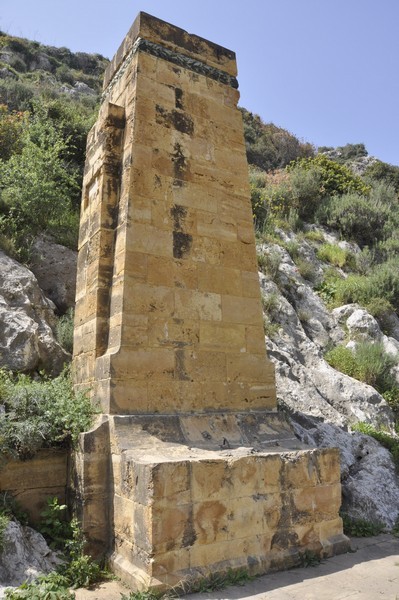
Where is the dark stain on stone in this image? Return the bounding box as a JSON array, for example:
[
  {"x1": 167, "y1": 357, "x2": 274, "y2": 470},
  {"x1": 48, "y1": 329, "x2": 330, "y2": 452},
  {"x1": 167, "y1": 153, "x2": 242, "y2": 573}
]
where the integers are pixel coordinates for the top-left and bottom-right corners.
[
  {"x1": 155, "y1": 105, "x2": 193, "y2": 136},
  {"x1": 173, "y1": 231, "x2": 193, "y2": 259},
  {"x1": 175, "y1": 88, "x2": 184, "y2": 109},
  {"x1": 171, "y1": 143, "x2": 189, "y2": 186},
  {"x1": 171, "y1": 204, "x2": 187, "y2": 231},
  {"x1": 271, "y1": 530, "x2": 299, "y2": 551},
  {"x1": 182, "y1": 505, "x2": 197, "y2": 547}
]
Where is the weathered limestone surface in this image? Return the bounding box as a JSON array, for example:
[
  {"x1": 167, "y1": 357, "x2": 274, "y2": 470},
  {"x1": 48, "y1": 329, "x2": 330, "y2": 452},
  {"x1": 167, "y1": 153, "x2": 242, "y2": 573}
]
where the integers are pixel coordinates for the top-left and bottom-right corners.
[
  {"x1": 72, "y1": 12, "x2": 348, "y2": 589},
  {"x1": 0, "y1": 449, "x2": 68, "y2": 525},
  {"x1": 73, "y1": 11, "x2": 275, "y2": 413}
]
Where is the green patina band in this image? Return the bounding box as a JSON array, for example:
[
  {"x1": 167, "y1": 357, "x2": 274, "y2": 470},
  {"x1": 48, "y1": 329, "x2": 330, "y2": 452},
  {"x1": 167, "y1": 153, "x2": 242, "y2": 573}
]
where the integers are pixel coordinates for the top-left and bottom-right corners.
[{"x1": 102, "y1": 37, "x2": 238, "y2": 101}]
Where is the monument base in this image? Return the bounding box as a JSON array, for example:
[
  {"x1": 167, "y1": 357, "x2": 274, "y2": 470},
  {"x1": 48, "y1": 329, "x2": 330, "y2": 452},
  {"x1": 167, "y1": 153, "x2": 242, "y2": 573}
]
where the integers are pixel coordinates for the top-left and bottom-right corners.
[{"x1": 74, "y1": 412, "x2": 350, "y2": 591}]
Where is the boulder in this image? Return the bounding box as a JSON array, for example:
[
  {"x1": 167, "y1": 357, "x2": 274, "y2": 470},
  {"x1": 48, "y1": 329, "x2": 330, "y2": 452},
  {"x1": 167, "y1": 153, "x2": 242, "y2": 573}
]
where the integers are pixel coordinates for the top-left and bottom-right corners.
[
  {"x1": 0, "y1": 250, "x2": 69, "y2": 374},
  {"x1": 30, "y1": 236, "x2": 77, "y2": 313},
  {"x1": 258, "y1": 228, "x2": 399, "y2": 528},
  {"x1": 292, "y1": 418, "x2": 399, "y2": 528},
  {"x1": 0, "y1": 520, "x2": 61, "y2": 593}
]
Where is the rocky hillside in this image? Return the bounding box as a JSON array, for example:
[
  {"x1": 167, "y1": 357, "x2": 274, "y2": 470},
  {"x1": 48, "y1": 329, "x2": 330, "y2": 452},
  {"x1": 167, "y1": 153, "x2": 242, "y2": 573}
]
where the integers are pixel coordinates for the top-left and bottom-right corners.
[{"x1": 0, "y1": 34, "x2": 399, "y2": 536}]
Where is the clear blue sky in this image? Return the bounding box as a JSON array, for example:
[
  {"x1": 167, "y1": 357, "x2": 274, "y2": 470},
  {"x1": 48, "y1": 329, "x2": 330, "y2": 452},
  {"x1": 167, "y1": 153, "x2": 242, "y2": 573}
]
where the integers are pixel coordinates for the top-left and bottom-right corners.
[{"x1": 2, "y1": 0, "x2": 398, "y2": 165}]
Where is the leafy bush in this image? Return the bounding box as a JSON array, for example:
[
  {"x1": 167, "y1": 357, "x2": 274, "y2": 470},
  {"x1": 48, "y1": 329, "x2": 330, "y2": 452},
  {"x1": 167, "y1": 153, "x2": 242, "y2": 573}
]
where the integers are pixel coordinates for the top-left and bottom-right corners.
[
  {"x1": 4, "y1": 573, "x2": 75, "y2": 599},
  {"x1": 317, "y1": 191, "x2": 393, "y2": 248},
  {"x1": 364, "y1": 160, "x2": 399, "y2": 192},
  {"x1": 0, "y1": 367, "x2": 96, "y2": 459},
  {"x1": 288, "y1": 154, "x2": 370, "y2": 198},
  {"x1": 0, "y1": 104, "x2": 25, "y2": 161},
  {"x1": 241, "y1": 108, "x2": 314, "y2": 172},
  {"x1": 249, "y1": 168, "x2": 294, "y2": 228},
  {"x1": 39, "y1": 497, "x2": 73, "y2": 550},
  {"x1": 330, "y1": 259, "x2": 399, "y2": 313},
  {"x1": 0, "y1": 112, "x2": 80, "y2": 258}
]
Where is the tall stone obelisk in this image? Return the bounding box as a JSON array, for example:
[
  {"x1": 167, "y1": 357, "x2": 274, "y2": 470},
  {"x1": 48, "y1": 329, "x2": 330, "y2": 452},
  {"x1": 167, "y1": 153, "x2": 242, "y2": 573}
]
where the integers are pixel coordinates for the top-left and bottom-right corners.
[{"x1": 73, "y1": 13, "x2": 348, "y2": 591}]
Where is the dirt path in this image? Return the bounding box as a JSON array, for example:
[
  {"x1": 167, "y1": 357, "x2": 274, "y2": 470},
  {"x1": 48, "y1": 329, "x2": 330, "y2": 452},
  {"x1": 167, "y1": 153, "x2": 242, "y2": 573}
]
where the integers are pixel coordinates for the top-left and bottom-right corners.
[{"x1": 74, "y1": 534, "x2": 399, "y2": 600}]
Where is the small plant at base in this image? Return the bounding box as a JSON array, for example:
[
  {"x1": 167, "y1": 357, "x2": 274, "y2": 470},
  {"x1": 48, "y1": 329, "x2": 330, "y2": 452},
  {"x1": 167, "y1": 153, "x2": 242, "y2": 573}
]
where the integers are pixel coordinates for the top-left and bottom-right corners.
[
  {"x1": 38, "y1": 496, "x2": 72, "y2": 550},
  {"x1": 179, "y1": 568, "x2": 253, "y2": 595},
  {"x1": 298, "y1": 549, "x2": 321, "y2": 567},
  {"x1": 60, "y1": 517, "x2": 106, "y2": 588},
  {"x1": 4, "y1": 572, "x2": 75, "y2": 599},
  {"x1": 120, "y1": 592, "x2": 163, "y2": 600},
  {"x1": 341, "y1": 513, "x2": 384, "y2": 537}
]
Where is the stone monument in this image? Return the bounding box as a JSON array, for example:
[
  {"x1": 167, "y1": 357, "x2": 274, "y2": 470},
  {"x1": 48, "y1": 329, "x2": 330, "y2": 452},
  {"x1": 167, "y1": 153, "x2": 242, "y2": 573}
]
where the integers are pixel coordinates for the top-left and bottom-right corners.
[{"x1": 73, "y1": 12, "x2": 349, "y2": 590}]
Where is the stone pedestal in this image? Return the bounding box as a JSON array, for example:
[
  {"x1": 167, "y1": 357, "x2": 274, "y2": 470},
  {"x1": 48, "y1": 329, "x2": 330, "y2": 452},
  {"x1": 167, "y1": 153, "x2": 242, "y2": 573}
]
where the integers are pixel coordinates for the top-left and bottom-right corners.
[{"x1": 73, "y1": 12, "x2": 349, "y2": 590}]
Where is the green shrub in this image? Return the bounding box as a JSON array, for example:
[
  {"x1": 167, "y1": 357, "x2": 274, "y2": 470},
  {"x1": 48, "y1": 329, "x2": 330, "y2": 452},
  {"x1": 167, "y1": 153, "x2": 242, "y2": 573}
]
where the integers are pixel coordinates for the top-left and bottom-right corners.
[
  {"x1": 287, "y1": 162, "x2": 323, "y2": 220},
  {"x1": 317, "y1": 192, "x2": 391, "y2": 248},
  {"x1": 353, "y1": 342, "x2": 397, "y2": 390},
  {"x1": 296, "y1": 258, "x2": 317, "y2": 282},
  {"x1": 39, "y1": 497, "x2": 72, "y2": 550},
  {"x1": 258, "y1": 248, "x2": 281, "y2": 280},
  {"x1": 325, "y1": 346, "x2": 358, "y2": 378},
  {"x1": 0, "y1": 366, "x2": 96, "y2": 459},
  {"x1": 303, "y1": 229, "x2": 325, "y2": 243},
  {"x1": 317, "y1": 243, "x2": 348, "y2": 268},
  {"x1": 330, "y1": 261, "x2": 399, "y2": 313},
  {"x1": 325, "y1": 342, "x2": 397, "y2": 393},
  {"x1": 4, "y1": 573, "x2": 75, "y2": 599},
  {"x1": 56, "y1": 309, "x2": 74, "y2": 354},
  {"x1": 288, "y1": 154, "x2": 370, "y2": 198},
  {"x1": 364, "y1": 160, "x2": 399, "y2": 192},
  {"x1": 241, "y1": 108, "x2": 314, "y2": 172},
  {"x1": 0, "y1": 112, "x2": 80, "y2": 258}
]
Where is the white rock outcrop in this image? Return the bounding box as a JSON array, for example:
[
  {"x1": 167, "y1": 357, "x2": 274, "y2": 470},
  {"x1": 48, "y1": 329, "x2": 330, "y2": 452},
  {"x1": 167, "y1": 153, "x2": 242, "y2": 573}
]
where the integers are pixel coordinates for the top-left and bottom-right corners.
[
  {"x1": 30, "y1": 236, "x2": 77, "y2": 313},
  {"x1": 0, "y1": 251, "x2": 69, "y2": 374},
  {"x1": 0, "y1": 520, "x2": 61, "y2": 595},
  {"x1": 259, "y1": 227, "x2": 399, "y2": 528}
]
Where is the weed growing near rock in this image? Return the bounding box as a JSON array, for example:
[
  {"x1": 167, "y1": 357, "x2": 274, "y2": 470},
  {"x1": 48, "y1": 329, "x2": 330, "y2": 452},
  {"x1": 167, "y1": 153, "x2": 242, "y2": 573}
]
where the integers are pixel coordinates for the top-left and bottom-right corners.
[
  {"x1": 352, "y1": 423, "x2": 399, "y2": 468},
  {"x1": 317, "y1": 243, "x2": 349, "y2": 268},
  {"x1": 55, "y1": 308, "x2": 74, "y2": 354},
  {"x1": 341, "y1": 513, "x2": 384, "y2": 537},
  {"x1": 325, "y1": 342, "x2": 397, "y2": 394}
]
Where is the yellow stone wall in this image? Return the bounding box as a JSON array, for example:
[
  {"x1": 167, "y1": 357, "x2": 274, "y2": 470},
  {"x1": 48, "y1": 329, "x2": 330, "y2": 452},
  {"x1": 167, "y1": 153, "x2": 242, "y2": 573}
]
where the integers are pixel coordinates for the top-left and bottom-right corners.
[
  {"x1": 109, "y1": 438, "x2": 346, "y2": 588},
  {"x1": 73, "y1": 12, "x2": 275, "y2": 414},
  {"x1": 0, "y1": 449, "x2": 68, "y2": 524}
]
